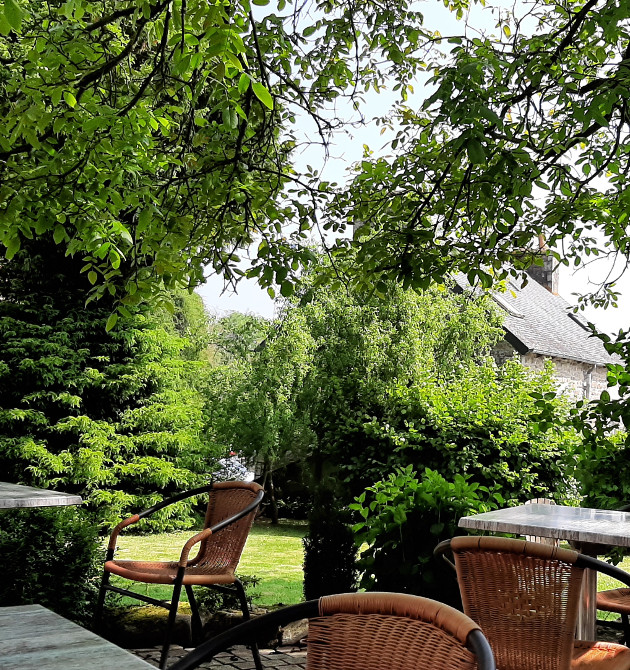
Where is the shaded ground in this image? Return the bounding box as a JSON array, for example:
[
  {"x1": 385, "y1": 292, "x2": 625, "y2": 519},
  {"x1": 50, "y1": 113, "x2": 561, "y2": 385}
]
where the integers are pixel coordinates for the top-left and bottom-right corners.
[
  {"x1": 130, "y1": 644, "x2": 307, "y2": 670},
  {"x1": 127, "y1": 624, "x2": 625, "y2": 669}
]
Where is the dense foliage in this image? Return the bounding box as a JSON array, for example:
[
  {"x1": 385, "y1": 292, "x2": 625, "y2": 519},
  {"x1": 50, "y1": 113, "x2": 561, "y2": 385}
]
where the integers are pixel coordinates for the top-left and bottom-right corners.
[
  {"x1": 0, "y1": 241, "x2": 219, "y2": 529},
  {"x1": 350, "y1": 466, "x2": 496, "y2": 605},
  {"x1": 225, "y1": 275, "x2": 578, "y2": 504},
  {"x1": 0, "y1": 507, "x2": 102, "y2": 624},
  {"x1": 0, "y1": 0, "x2": 428, "y2": 316}
]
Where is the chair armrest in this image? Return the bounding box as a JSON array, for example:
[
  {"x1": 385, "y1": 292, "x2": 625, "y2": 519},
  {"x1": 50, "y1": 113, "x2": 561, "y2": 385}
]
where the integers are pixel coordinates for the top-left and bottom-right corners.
[
  {"x1": 178, "y1": 528, "x2": 214, "y2": 567},
  {"x1": 107, "y1": 514, "x2": 141, "y2": 552},
  {"x1": 433, "y1": 539, "x2": 456, "y2": 570},
  {"x1": 137, "y1": 484, "x2": 215, "y2": 519},
  {"x1": 577, "y1": 553, "x2": 630, "y2": 588},
  {"x1": 105, "y1": 484, "x2": 214, "y2": 559}
]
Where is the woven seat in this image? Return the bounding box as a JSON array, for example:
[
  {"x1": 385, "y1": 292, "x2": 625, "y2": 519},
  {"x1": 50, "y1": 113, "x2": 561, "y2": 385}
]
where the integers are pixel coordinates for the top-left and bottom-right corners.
[
  {"x1": 94, "y1": 481, "x2": 264, "y2": 669},
  {"x1": 435, "y1": 536, "x2": 630, "y2": 670},
  {"x1": 597, "y1": 589, "x2": 630, "y2": 645},
  {"x1": 167, "y1": 592, "x2": 496, "y2": 670}
]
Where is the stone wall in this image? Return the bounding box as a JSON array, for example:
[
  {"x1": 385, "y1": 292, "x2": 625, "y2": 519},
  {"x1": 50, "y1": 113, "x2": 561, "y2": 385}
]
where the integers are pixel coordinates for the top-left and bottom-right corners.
[{"x1": 491, "y1": 341, "x2": 609, "y2": 402}]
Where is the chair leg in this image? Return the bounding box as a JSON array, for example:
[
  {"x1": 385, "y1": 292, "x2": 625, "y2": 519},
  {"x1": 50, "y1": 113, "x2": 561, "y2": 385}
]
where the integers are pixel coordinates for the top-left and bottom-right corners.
[
  {"x1": 234, "y1": 579, "x2": 263, "y2": 670},
  {"x1": 93, "y1": 570, "x2": 111, "y2": 632},
  {"x1": 160, "y1": 581, "x2": 183, "y2": 670},
  {"x1": 185, "y1": 585, "x2": 203, "y2": 645},
  {"x1": 622, "y1": 613, "x2": 630, "y2": 646}
]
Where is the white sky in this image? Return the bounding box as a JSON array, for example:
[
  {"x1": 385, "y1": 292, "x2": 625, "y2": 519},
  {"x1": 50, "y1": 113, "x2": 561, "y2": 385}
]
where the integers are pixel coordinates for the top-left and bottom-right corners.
[{"x1": 198, "y1": 0, "x2": 630, "y2": 337}]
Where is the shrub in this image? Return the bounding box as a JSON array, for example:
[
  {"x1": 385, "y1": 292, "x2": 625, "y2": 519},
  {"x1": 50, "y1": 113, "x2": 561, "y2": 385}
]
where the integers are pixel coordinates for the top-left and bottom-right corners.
[
  {"x1": 303, "y1": 501, "x2": 358, "y2": 599},
  {"x1": 0, "y1": 507, "x2": 103, "y2": 625},
  {"x1": 350, "y1": 466, "x2": 498, "y2": 607},
  {"x1": 193, "y1": 575, "x2": 260, "y2": 613},
  {"x1": 0, "y1": 241, "x2": 221, "y2": 531},
  {"x1": 335, "y1": 358, "x2": 578, "y2": 504}
]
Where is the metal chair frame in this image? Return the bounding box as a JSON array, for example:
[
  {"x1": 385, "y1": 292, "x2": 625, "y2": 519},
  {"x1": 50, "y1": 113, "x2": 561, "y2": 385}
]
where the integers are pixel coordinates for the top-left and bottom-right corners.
[
  {"x1": 167, "y1": 594, "x2": 496, "y2": 670},
  {"x1": 94, "y1": 482, "x2": 264, "y2": 669}
]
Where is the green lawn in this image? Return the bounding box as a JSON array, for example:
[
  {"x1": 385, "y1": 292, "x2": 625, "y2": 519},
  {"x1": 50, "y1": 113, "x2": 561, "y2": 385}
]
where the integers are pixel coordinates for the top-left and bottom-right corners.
[{"x1": 108, "y1": 520, "x2": 306, "y2": 609}]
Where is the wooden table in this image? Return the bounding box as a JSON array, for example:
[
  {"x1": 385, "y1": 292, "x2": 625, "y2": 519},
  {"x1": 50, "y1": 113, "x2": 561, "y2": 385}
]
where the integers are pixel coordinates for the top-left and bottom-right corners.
[
  {"x1": 0, "y1": 604, "x2": 154, "y2": 669},
  {"x1": 459, "y1": 503, "x2": 630, "y2": 640},
  {"x1": 0, "y1": 481, "x2": 82, "y2": 508}
]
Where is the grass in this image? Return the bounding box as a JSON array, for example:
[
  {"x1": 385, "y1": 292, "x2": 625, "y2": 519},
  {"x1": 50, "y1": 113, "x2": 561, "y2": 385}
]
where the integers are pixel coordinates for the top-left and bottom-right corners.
[
  {"x1": 108, "y1": 519, "x2": 306, "y2": 609},
  {"x1": 596, "y1": 554, "x2": 630, "y2": 622}
]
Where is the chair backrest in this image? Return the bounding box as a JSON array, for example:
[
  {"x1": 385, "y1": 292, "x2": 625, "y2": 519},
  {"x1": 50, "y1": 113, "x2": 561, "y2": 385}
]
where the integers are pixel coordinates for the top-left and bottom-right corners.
[
  {"x1": 168, "y1": 591, "x2": 495, "y2": 670},
  {"x1": 447, "y1": 536, "x2": 582, "y2": 670},
  {"x1": 191, "y1": 481, "x2": 263, "y2": 575},
  {"x1": 307, "y1": 592, "x2": 491, "y2": 670}
]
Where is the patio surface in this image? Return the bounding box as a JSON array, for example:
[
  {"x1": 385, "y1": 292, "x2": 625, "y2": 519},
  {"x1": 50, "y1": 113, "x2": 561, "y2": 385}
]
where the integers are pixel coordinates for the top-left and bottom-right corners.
[
  {"x1": 130, "y1": 644, "x2": 307, "y2": 670},
  {"x1": 128, "y1": 625, "x2": 625, "y2": 668}
]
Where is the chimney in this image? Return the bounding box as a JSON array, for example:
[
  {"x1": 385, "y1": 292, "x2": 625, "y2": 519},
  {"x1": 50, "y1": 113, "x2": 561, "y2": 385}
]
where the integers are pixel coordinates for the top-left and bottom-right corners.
[{"x1": 525, "y1": 235, "x2": 559, "y2": 295}]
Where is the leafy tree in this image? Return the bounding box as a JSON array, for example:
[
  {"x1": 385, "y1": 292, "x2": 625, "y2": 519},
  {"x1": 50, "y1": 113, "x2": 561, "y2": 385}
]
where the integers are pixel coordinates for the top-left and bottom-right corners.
[
  {"x1": 330, "y1": 0, "x2": 630, "y2": 300},
  {"x1": 225, "y1": 271, "x2": 578, "y2": 503},
  {"x1": 0, "y1": 240, "x2": 220, "y2": 529},
  {"x1": 0, "y1": 0, "x2": 428, "y2": 316}
]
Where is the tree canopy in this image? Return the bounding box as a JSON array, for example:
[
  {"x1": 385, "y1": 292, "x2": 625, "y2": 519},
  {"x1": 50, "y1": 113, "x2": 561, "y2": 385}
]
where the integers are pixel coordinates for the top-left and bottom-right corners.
[
  {"x1": 3, "y1": 0, "x2": 630, "y2": 303},
  {"x1": 334, "y1": 0, "x2": 630, "y2": 301},
  {"x1": 0, "y1": 0, "x2": 428, "y2": 321}
]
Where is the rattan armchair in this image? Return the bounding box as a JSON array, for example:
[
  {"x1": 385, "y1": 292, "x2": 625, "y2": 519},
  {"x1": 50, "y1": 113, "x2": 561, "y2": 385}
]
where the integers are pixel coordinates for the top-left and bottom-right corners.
[
  {"x1": 94, "y1": 481, "x2": 264, "y2": 669},
  {"x1": 435, "y1": 536, "x2": 630, "y2": 670},
  {"x1": 168, "y1": 591, "x2": 495, "y2": 670},
  {"x1": 594, "y1": 504, "x2": 630, "y2": 645}
]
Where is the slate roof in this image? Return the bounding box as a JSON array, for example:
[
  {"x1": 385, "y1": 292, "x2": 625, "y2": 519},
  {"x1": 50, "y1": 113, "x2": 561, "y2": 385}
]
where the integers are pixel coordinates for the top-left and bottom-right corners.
[{"x1": 455, "y1": 275, "x2": 615, "y2": 367}]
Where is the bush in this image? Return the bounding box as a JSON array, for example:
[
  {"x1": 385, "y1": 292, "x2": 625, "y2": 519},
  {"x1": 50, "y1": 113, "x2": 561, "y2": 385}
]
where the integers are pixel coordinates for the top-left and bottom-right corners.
[
  {"x1": 303, "y1": 501, "x2": 358, "y2": 599},
  {"x1": 0, "y1": 507, "x2": 103, "y2": 625},
  {"x1": 334, "y1": 358, "x2": 578, "y2": 504},
  {"x1": 350, "y1": 466, "x2": 498, "y2": 607},
  {"x1": 193, "y1": 575, "x2": 260, "y2": 613}
]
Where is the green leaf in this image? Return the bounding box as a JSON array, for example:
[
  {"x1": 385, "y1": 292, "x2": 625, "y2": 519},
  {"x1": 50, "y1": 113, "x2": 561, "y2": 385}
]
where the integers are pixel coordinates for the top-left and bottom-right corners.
[
  {"x1": 53, "y1": 225, "x2": 66, "y2": 244},
  {"x1": 88, "y1": 271, "x2": 98, "y2": 285},
  {"x1": 0, "y1": 12, "x2": 11, "y2": 35},
  {"x1": 105, "y1": 313, "x2": 118, "y2": 332},
  {"x1": 64, "y1": 91, "x2": 77, "y2": 109},
  {"x1": 280, "y1": 280, "x2": 294, "y2": 297},
  {"x1": 4, "y1": 0, "x2": 23, "y2": 31},
  {"x1": 252, "y1": 82, "x2": 274, "y2": 110},
  {"x1": 238, "y1": 73, "x2": 250, "y2": 95},
  {"x1": 4, "y1": 236, "x2": 20, "y2": 259},
  {"x1": 466, "y1": 138, "x2": 486, "y2": 165}
]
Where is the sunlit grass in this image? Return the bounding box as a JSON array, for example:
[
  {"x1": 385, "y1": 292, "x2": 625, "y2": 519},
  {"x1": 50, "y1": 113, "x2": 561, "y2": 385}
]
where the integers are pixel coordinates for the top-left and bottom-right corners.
[
  {"x1": 597, "y1": 554, "x2": 630, "y2": 623},
  {"x1": 108, "y1": 519, "x2": 306, "y2": 608}
]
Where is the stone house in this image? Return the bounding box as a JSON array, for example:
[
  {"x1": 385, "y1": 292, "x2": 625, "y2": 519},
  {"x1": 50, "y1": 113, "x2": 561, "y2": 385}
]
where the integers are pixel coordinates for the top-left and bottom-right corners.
[{"x1": 485, "y1": 257, "x2": 615, "y2": 402}]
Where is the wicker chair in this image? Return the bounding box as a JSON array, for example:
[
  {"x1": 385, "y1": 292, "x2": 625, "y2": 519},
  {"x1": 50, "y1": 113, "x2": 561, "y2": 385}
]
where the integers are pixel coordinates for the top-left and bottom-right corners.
[
  {"x1": 435, "y1": 536, "x2": 630, "y2": 670},
  {"x1": 94, "y1": 481, "x2": 264, "y2": 669},
  {"x1": 167, "y1": 592, "x2": 496, "y2": 670},
  {"x1": 595, "y1": 504, "x2": 630, "y2": 645}
]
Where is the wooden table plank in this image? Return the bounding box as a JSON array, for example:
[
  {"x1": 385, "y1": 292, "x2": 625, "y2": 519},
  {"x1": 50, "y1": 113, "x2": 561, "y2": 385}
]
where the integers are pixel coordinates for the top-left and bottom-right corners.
[
  {"x1": 0, "y1": 605, "x2": 154, "y2": 669},
  {"x1": 0, "y1": 482, "x2": 82, "y2": 508}
]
